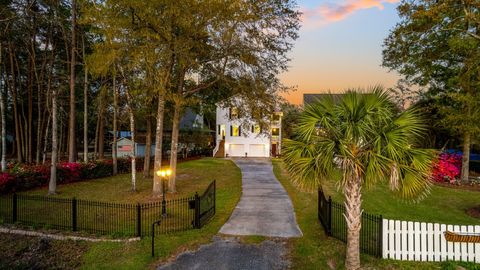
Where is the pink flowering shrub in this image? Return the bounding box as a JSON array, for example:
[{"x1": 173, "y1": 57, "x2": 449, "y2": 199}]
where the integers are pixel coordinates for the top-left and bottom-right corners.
[
  {"x1": 0, "y1": 157, "x2": 144, "y2": 194},
  {"x1": 0, "y1": 172, "x2": 14, "y2": 193},
  {"x1": 432, "y1": 153, "x2": 462, "y2": 183}
]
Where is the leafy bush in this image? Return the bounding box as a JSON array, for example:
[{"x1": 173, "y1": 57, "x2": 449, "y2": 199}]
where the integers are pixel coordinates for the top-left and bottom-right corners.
[
  {"x1": 0, "y1": 158, "x2": 144, "y2": 194},
  {"x1": 432, "y1": 152, "x2": 462, "y2": 183}
]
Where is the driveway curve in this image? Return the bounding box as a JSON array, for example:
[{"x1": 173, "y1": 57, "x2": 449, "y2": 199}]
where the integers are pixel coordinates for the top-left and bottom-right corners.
[{"x1": 219, "y1": 158, "x2": 302, "y2": 238}]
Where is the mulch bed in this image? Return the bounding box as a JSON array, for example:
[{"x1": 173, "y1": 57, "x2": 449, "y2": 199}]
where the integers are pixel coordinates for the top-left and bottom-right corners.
[
  {"x1": 0, "y1": 232, "x2": 89, "y2": 269},
  {"x1": 466, "y1": 206, "x2": 480, "y2": 219}
]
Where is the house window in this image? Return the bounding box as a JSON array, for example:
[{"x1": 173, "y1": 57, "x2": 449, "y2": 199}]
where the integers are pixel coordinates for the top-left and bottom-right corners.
[
  {"x1": 217, "y1": 125, "x2": 221, "y2": 135},
  {"x1": 230, "y1": 125, "x2": 241, "y2": 137},
  {"x1": 229, "y1": 107, "x2": 239, "y2": 120},
  {"x1": 251, "y1": 124, "x2": 261, "y2": 134},
  {"x1": 272, "y1": 128, "x2": 279, "y2": 136},
  {"x1": 273, "y1": 114, "x2": 280, "y2": 121}
]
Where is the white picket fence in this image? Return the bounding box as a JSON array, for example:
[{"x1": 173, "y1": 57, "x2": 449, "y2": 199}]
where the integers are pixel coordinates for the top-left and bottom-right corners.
[{"x1": 382, "y1": 219, "x2": 480, "y2": 263}]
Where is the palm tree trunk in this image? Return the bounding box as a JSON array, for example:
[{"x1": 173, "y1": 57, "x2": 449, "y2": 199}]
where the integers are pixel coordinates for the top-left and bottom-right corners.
[
  {"x1": 153, "y1": 95, "x2": 165, "y2": 196},
  {"x1": 461, "y1": 132, "x2": 470, "y2": 183},
  {"x1": 344, "y1": 176, "x2": 362, "y2": 270}
]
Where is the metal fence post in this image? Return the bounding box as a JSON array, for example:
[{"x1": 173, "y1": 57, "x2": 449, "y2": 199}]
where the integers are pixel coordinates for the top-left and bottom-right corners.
[
  {"x1": 327, "y1": 196, "x2": 332, "y2": 236},
  {"x1": 378, "y1": 215, "x2": 383, "y2": 258},
  {"x1": 136, "y1": 203, "x2": 142, "y2": 237},
  {"x1": 151, "y1": 222, "x2": 155, "y2": 257},
  {"x1": 194, "y1": 192, "x2": 200, "y2": 229},
  {"x1": 72, "y1": 197, "x2": 77, "y2": 231},
  {"x1": 12, "y1": 193, "x2": 17, "y2": 223},
  {"x1": 213, "y1": 180, "x2": 216, "y2": 215}
]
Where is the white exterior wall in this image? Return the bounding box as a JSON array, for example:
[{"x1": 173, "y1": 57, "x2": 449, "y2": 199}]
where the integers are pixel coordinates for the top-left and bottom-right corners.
[{"x1": 215, "y1": 106, "x2": 274, "y2": 157}]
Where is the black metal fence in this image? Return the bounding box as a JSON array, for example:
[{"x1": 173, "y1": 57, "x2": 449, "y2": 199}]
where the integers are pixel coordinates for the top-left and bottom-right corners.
[
  {"x1": 0, "y1": 181, "x2": 216, "y2": 237},
  {"x1": 318, "y1": 189, "x2": 383, "y2": 257}
]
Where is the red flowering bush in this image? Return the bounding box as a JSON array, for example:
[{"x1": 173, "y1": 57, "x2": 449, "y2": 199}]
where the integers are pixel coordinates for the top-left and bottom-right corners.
[
  {"x1": 0, "y1": 158, "x2": 146, "y2": 194},
  {"x1": 432, "y1": 153, "x2": 462, "y2": 183},
  {"x1": 0, "y1": 172, "x2": 14, "y2": 193}
]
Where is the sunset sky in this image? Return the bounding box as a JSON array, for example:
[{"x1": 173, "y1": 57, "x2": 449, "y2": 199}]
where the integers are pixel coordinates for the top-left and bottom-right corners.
[{"x1": 281, "y1": 0, "x2": 401, "y2": 104}]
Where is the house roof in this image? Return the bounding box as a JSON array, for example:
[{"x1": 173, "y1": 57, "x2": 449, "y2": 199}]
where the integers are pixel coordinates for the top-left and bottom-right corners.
[{"x1": 303, "y1": 93, "x2": 344, "y2": 106}]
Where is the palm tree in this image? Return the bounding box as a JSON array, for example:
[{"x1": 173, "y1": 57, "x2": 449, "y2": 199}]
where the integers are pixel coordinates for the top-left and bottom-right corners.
[{"x1": 282, "y1": 88, "x2": 435, "y2": 270}]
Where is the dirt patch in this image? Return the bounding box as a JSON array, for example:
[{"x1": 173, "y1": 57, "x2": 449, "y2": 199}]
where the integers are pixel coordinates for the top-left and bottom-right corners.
[
  {"x1": 466, "y1": 205, "x2": 480, "y2": 219},
  {"x1": 0, "y1": 232, "x2": 89, "y2": 269}
]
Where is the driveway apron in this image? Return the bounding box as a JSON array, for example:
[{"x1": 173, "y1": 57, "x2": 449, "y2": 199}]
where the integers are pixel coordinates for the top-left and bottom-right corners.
[{"x1": 219, "y1": 158, "x2": 302, "y2": 238}]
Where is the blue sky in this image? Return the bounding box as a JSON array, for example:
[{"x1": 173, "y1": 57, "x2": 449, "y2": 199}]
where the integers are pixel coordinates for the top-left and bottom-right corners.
[{"x1": 281, "y1": 0, "x2": 401, "y2": 104}]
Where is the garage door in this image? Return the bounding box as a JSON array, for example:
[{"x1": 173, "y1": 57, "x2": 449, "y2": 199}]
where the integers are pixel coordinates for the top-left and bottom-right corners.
[
  {"x1": 229, "y1": 144, "x2": 245, "y2": 157},
  {"x1": 249, "y1": 144, "x2": 266, "y2": 157}
]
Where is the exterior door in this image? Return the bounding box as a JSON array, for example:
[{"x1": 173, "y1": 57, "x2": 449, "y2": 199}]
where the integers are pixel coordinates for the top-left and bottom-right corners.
[{"x1": 271, "y1": 143, "x2": 277, "y2": 157}]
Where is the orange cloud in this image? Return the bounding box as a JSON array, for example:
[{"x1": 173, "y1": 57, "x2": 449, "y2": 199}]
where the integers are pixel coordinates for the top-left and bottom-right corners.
[{"x1": 301, "y1": 0, "x2": 399, "y2": 28}]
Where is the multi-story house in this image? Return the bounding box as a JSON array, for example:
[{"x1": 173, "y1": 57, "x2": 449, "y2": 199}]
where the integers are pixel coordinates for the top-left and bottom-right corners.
[{"x1": 213, "y1": 105, "x2": 282, "y2": 158}]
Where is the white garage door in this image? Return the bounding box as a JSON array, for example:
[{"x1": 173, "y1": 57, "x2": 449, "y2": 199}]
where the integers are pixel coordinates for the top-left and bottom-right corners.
[
  {"x1": 229, "y1": 144, "x2": 245, "y2": 157},
  {"x1": 249, "y1": 144, "x2": 266, "y2": 157}
]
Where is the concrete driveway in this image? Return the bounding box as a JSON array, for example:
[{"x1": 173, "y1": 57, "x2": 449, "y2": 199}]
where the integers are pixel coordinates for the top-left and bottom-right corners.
[{"x1": 219, "y1": 158, "x2": 302, "y2": 238}]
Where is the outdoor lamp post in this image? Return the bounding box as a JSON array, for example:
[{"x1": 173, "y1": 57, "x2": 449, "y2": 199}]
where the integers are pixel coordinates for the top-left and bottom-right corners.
[{"x1": 156, "y1": 168, "x2": 172, "y2": 217}]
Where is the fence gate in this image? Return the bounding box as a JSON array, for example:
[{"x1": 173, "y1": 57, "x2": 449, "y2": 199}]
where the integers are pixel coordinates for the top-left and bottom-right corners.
[{"x1": 194, "y1": 180, "x2": 216, "y2": 228}]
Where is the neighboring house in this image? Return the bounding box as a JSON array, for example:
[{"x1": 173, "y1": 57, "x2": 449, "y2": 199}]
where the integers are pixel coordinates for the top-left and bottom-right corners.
[
  {"x1": 303, "y1": 93, "x2": 344, "y2": 106},
  {"x1": 116, "y1": 136, "x2": 155, "y2": 158},
  {"x1": 213, "y1": 104, "x2": 282, "y2": 158}
]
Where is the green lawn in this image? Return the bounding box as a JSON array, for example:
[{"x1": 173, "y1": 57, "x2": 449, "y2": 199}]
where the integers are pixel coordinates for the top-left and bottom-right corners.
[
  {"x1": 272, "y1": 159, "x2": 479, "y2": 270},
  {"x1": 322, "y1": 173, "x2": 479, "y2": 225},
  {"x1": 23, "y1": 158, "x2": 229, "y2": 203},
  {"x1": 3, "y1": 158, "x2": 242, "y2": 270}
]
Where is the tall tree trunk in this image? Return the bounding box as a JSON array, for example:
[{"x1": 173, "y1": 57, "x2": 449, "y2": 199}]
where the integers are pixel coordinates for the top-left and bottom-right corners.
[
  {"x1": 83, "y1": 36, "x2": 88, "y2": 163},
  {"x1": 168, "y1": 100, "x2": 182, "y2": 193},
  {"x1": 127, "y1": 94, "x2": 136, "y2": 191},
  {"x1": 112, "y1": 74, "x2": 118, "y2": 174},
  {"x1": 49, "y1": 88, "x2": 58, "y2": 194},
  {"x1": 68, "y1": 0, "x2": 77, "y2": 162},
  {"x1": 153, "y1": 95, "x2": 165, "y2": 196},
  {"x1": 344, "y1": 175, "x2": 362, "y2": 270},
  {"x1": 461, "y1": 132, "x2": 470, "y2": 183},
  {"x1": 93, "y1": 111, "x2": 99, "y2": 161},
  {"x1": 0, "y1": 44, "x2": 5, "y2": 171},
  {"x1": 42, "y1": 115, "x2": 50, "y2": 165},
  {"x1": 143, "y1": 116, "x2": 152, "y2": 178},
  {"x1": 98, "y1": 112, "x2": 105, "y2": 159},
  {"x1": 8, "y1": 45, "x2": 22, "y2": 162},
  {"x1": 27, "y1": 51, "x2": 33, "y2": 164}
]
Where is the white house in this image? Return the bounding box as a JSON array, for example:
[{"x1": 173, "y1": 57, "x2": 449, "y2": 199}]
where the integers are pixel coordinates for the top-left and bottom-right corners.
[{"x1": 213, "y1": 105, "x2": 282, "y2": 158}]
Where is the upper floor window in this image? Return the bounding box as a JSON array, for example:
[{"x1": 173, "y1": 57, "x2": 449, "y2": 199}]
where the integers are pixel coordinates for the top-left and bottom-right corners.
[
  {"x1": 251, "y1": 124, "x2": 261, "y2": 134},
  {"x1": 272, "y1": 127, "x2": 279, "y2": 136},
  {"x1": 229, "y1": 107, "x2": 239, "y2": 119},
  {"x1": 272, "y1": 114, "x2": 280, "y2": 121},
  {"x1": 230, "y1": 125, "x2": 241, "y2": 137}
]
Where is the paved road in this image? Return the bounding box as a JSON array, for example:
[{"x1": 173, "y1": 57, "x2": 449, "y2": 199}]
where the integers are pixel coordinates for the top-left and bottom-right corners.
[
  {"x1": 219, "y1": 158, "x2": 302, "y2": 237},
  {"x1": 158, "y1": 237, "x2": 289, "y2": 270}
]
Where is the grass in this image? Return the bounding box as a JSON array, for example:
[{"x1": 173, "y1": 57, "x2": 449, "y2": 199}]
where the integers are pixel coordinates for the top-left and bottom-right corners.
[
  {"x1": 322, "y1": 174, "x2": 479, "y2": 225},
  {"x1": 2, "y1": 158, "x2": 242, "y2": 269},
  {"x1": 272, "y1": 159, "x2": 479, "y2": 270},
  {"x1": 78, "y1": 158, "x2": 242, "y2": 270},
  {"x1": 23, "y1": 158, "x2": 226, "y2": 203}
]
